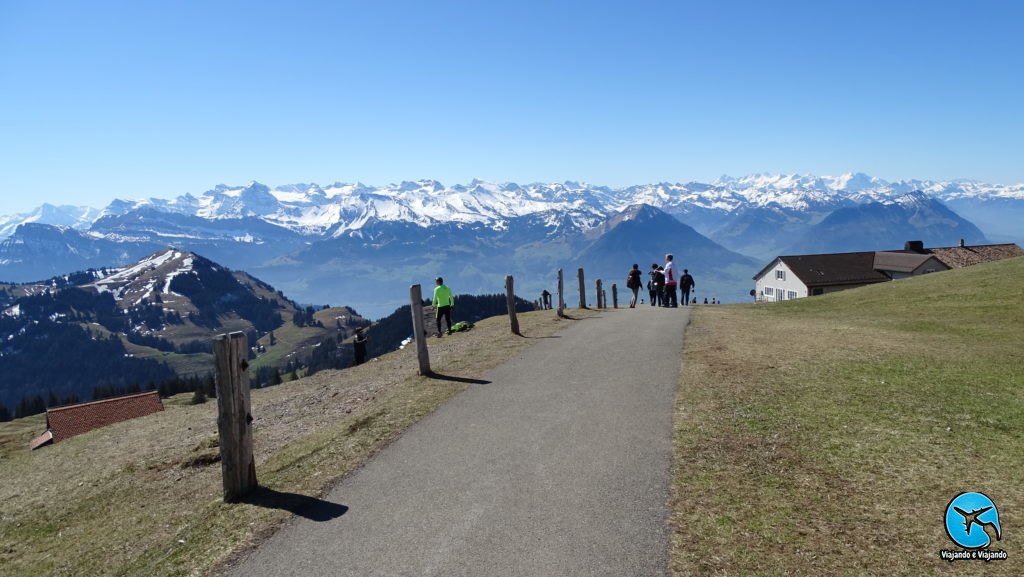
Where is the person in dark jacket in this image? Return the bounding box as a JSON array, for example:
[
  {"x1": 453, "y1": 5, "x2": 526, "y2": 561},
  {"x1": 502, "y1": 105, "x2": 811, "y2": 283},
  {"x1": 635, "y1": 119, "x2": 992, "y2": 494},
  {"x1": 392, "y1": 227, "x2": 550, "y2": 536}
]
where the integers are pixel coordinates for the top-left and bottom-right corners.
[
  {"x1": 653, "y1": 265, "x2": 666, "y2": 306},
  {"x1": 626, "y1": 264, "x2": 643, "y2": 308},
  {"x1": 679, "y1": 269, "x2": 695, "y2": 306}
]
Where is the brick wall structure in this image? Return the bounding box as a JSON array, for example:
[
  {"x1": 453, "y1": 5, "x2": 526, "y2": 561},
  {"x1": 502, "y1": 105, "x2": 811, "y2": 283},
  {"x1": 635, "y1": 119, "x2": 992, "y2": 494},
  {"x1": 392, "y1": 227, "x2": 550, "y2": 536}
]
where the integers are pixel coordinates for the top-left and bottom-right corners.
[{"x1": 39, "y1": 391, "x2": 165, "y2": 446}]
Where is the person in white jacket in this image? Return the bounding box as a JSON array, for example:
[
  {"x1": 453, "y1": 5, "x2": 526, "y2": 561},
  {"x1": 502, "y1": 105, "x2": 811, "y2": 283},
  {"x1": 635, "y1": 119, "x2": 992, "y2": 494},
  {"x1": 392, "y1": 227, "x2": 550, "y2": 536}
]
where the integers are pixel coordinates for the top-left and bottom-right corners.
[{"x1": 662, "y1": 254, "x2": 678, "y2": 307}]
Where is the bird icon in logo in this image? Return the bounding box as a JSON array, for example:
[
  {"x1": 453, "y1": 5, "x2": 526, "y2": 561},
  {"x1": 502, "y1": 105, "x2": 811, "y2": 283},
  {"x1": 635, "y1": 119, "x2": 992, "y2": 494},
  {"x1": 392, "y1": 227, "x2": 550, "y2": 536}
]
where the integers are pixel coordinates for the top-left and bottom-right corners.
[{"x1": 945, "y1": 493, "x2": 1002, "y2": 549}]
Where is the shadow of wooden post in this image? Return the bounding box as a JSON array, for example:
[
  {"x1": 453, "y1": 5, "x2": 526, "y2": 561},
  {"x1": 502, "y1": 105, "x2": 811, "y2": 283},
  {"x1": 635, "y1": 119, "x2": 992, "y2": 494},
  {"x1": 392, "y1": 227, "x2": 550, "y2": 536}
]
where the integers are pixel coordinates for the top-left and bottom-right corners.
[
  {"x1": 213, "y1": 331, "x2": 258, "y2": 503},
  {"x1": 409, "y1": 284, "x2": 431, "y2": 375}
]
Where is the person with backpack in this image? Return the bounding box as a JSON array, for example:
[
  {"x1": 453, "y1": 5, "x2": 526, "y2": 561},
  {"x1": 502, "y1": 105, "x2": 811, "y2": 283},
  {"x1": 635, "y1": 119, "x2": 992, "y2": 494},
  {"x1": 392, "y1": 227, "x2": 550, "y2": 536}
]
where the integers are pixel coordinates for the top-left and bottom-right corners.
[
  {"x1": 680, "y1": 269, "x2": 696, "y2": 306},
  {"x1": 626, "y1": 264, "x2": 643, "y2": 308},
  {"x1": 433, "y1": 276, "x2": 455, "y2": 337}
]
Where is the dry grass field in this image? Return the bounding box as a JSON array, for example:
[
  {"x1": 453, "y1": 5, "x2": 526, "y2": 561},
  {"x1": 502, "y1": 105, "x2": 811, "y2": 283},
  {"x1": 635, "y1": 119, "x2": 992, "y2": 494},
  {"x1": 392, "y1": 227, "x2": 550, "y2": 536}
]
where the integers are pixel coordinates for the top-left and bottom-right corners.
[
  {"x1": 671, "y1": 257, "x2": 1023, "y2": 576},
  {"x1": 0, "y1": 308, "x2": 598, "y2": 577}
]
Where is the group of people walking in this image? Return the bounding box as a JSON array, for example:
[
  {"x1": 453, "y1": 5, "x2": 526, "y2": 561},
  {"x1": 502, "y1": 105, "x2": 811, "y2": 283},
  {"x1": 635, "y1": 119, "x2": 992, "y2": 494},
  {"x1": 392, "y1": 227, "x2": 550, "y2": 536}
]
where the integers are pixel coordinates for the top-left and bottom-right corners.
[{"x1": 625, "y1": 254, "x2": 696, "y2": 308}]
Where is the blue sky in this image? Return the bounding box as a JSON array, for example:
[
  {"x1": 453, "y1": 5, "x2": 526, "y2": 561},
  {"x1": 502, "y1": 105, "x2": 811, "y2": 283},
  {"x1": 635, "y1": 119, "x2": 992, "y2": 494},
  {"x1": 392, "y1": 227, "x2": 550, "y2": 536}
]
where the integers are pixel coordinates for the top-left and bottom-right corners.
[{"x1": 2, "y1": 0, "x2": 1022, "y2": 214}]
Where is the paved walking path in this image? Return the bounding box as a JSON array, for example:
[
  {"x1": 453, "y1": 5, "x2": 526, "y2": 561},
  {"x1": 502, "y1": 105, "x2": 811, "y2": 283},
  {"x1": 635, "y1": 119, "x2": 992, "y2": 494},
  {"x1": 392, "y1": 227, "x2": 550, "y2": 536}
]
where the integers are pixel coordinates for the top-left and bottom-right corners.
[{"x1": 227, "y1": 305, "x2": 690, "y2": 577}]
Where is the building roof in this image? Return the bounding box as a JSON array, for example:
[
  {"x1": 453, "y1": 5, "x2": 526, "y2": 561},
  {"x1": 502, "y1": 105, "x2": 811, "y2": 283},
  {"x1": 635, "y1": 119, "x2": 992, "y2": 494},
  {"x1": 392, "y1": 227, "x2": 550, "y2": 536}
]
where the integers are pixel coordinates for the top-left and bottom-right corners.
[
  {"x1": 872, "y1": 252, "x2": 946, "y2": 274},
  {"x1": 44, "y1": 390, "x2": 164, "y2": 444},
  {"x1": 923, "y1": 243, "x2": 1024, "y2": 268},
  {"x1": 756, "y1": 252, "x2": 891, "y2": 288},
  {"x1": 756, "y1": 243, "x2": 1023, "y2": 288}
]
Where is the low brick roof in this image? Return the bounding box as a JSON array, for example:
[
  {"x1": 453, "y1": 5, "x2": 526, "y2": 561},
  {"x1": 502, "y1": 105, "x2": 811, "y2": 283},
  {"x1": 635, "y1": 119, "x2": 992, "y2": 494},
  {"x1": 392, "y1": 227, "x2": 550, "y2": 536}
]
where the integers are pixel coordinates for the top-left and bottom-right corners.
[{"x1": 45, "y1": 391, "x2": 164, "y2": 443}]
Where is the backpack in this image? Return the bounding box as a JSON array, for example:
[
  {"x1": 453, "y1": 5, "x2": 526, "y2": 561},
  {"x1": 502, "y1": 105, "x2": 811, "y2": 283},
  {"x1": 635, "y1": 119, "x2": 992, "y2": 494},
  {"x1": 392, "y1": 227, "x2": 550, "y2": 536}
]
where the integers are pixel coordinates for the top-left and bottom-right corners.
[
  {"x1": 450, "y1": 321, "x2": 474, "y2": 332},
  {"x1": 626, "y1": 269, "x2": 641, "y2": 289}
]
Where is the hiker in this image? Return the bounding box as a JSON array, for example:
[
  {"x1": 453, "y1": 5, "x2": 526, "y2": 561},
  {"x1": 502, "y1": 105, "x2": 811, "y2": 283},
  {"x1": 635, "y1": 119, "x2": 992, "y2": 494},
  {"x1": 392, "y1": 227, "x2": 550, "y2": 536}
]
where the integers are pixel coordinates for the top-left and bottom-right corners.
[
  {"x1": 663, "y1": 254, "x2": 678, "y2": 307},
  {"x1": 353, "y1": 327, "x2": 367, "y2": 365},
  {"x1": 647, "y1": 264, "x2": 658, "y2": 306},
  {"x1": 680, "y1": 269, "x2": 695, "y2": 306},
  {"x1": 541, "y1": 289, "x2": 552, "y2": 310},
  {"x1": 626, "y1": 264, "x2": 643, "y2": 308},
  {"x1": 650, "y1": 264, "x2": 665, "y2": 306},
  {"x1": 433, "y1": 277, "x2": 455, "y2": 337}
]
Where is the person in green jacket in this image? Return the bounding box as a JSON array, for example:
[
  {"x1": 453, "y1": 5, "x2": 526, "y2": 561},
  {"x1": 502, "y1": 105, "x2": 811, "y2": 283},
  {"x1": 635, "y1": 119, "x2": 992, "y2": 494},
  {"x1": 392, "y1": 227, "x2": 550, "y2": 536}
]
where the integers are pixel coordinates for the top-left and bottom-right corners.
[{"x1": 433, "y1": 277, "x2": 455, "y2": 337}]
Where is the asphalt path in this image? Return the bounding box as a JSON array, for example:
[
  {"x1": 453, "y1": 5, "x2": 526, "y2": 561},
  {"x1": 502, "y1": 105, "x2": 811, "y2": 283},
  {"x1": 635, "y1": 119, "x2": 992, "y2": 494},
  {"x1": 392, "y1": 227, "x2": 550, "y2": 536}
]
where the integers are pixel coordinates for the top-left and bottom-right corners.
[{"x1": 226, "y1": 304, "x2": 690, "y2": 577}]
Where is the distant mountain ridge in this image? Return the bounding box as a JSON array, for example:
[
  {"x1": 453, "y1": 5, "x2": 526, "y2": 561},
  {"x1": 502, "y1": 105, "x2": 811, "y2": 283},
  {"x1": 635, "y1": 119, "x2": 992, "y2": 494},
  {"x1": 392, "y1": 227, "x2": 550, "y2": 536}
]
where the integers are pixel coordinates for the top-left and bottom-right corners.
[
  {"x1": 1, "y1": 173, "x2": 1020, "y2": 317},
  {"x1": 2, "y1": 173, "x2": 1022, "y2": 240}
]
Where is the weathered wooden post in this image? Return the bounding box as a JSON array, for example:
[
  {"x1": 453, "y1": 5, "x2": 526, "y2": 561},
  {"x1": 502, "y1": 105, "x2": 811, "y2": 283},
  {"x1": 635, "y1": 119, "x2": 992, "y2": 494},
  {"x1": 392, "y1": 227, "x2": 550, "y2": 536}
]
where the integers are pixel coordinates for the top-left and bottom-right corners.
[
  {"x1": 213, "y1": 331, "x2": 258, "y2": 502},
  {"x1": 557, "y1": 268, "x2": 566, "y2": 317},
  {"x1": 612, "y1": 284, "x2": 618, "y2": 308},
  {"x1": 505, "y1": 275, "x2": 521, "y2": 335},
  {"x1": 409, "y1": 284, "x2": 431, "y2": 375},
  {"x1": 596, "y1": 279, "x2": 603, "y2": 308},
  {"x1": 577, "y1": 268, "x2": 587, "y2": 308}
]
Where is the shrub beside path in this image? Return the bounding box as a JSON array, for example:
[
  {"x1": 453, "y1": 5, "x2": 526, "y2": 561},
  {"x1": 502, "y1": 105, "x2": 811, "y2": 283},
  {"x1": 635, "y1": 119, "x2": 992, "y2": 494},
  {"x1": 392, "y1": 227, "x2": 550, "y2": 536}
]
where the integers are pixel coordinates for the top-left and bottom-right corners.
[{"x1": 224, "y1": 305, "x2": 689, "y2": 577}]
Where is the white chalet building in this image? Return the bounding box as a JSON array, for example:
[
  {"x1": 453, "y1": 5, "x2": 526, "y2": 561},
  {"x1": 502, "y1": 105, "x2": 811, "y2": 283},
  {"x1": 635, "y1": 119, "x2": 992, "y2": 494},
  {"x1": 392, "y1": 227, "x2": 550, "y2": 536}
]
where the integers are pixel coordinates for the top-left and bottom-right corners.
[{"x1": 752, "y1": 241, "x2": 1024, "y2": 302}]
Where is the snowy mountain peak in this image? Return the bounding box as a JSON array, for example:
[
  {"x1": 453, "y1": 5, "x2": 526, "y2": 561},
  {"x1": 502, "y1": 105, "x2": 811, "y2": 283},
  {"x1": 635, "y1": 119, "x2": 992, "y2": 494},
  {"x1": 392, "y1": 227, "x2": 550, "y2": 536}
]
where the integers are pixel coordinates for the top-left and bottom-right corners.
[
  {"x1": 86, "y1": 248, "x2": 202, "y2": 306},
  {"x1": 3, "y1": 174, "x2": 1023, "y2": 243}
]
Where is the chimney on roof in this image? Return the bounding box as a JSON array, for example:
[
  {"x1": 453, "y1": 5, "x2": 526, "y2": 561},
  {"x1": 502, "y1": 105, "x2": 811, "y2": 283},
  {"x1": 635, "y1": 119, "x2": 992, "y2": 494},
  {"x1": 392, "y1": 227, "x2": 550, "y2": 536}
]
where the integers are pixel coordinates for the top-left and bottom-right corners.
[
  {"x1": 904, "y1": 240, "x2": 925, "y2": 253},
  {"x1": 959, "y1": 238, "x2": 965, "y2": 247}
]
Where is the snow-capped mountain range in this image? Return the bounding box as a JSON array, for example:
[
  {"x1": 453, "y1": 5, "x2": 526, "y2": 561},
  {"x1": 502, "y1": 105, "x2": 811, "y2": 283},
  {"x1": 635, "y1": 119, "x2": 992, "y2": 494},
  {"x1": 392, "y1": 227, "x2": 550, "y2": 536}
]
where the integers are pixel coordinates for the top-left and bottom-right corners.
[
  {"x1": 3, "y1": 173, "x2": 1021, "y2": 241},
  {"x1": 1, "y1": 173, "x2": 1020, "y2": 318}
]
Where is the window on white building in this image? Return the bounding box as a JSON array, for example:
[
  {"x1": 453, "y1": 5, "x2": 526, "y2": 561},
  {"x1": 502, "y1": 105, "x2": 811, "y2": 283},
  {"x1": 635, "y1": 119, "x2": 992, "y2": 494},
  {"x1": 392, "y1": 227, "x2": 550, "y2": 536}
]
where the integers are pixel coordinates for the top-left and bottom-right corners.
[
  {"x1": 764, "y1": 287, "x2": 774, "y2": 295},
  {"x1": 788, "y1": 291, "x2": 798, "y2": 300},
  {"x1": 775, "y1": 270, "x2": 786, "y2": 281}
]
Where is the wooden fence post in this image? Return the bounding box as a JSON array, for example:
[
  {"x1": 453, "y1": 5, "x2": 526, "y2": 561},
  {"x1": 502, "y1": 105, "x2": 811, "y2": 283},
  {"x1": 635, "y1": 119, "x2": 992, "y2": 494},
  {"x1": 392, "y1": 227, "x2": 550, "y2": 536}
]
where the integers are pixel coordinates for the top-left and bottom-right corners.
[
  {"x1": 410, "y1": 285, "x2": 431, "y2": 375},
  {"x1": 578, "y1": 268, "x2": 587, "y2": 308},
  {"x1": 612, "y1": 284, "x2": 618, "y2": 308},
  {"x1": 505, "y1": 275, "x2": 521, "y2": 335},
  {"x1": 596, "y1": 279, "x2": 603, "y2": 308},
  {"x1": 213, "y1": 331, "x2": 258, "y2": 503},
  {"x1": 557, "y1": 268, "x2": 566, "y2": 317}
]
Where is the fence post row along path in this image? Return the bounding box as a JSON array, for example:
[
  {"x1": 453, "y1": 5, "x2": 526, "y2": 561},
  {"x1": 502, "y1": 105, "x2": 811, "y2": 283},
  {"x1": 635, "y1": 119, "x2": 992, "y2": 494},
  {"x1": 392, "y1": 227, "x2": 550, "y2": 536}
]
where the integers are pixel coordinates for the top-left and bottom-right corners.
[{"x1": 215, "y1": 268, "x2": 614, "y2": 498}]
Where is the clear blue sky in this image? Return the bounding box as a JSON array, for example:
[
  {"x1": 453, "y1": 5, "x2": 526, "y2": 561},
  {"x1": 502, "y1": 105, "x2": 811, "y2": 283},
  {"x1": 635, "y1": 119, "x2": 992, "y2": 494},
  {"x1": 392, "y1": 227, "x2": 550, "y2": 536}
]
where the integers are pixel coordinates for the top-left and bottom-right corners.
[{"x1": 2, "y1": 0, "x2": 1022, "y2": 214}]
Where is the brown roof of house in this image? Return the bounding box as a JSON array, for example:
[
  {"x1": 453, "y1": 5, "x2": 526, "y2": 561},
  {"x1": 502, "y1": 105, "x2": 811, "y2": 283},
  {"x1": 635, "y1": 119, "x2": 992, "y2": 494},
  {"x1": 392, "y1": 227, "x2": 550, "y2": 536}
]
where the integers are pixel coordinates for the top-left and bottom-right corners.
[
  {"x1": 45, "y1": 390, "x2": 164, "y2": 443},
  {"x1": 923, "y1": 243, "x2": 1024, "y2": 268},
  {"x1": 872, "y1": 252, "x2": 948, "y2": 274},
  {"x1": 768, "y1": 252, "x2": 892, "y2": 287}
]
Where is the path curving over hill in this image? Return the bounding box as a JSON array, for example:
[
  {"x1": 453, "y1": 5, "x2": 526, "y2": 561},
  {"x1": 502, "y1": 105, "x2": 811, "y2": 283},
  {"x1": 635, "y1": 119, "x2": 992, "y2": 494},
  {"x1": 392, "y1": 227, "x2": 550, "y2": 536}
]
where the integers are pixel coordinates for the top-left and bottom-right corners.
[{"x1": 225, "y1": 304, "x2": 690, "y2": 577}]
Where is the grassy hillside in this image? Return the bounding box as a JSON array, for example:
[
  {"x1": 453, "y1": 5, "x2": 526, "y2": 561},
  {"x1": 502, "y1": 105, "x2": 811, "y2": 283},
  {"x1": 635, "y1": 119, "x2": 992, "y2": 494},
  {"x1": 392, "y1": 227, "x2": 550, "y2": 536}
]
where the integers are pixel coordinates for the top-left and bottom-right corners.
[
  {"x1": 672, "y1": 257, "x2": 1023, "y2": 576},
  {"x1": 0, "y1": 308, "x2": 597, "y2": 577}
]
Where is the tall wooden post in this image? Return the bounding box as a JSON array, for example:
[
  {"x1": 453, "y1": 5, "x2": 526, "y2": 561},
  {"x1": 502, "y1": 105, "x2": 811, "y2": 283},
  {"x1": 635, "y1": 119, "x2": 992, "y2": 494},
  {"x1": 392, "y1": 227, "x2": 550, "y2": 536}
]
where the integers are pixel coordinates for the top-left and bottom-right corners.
[
  {"x1": 596, "y1": 279, "x2": 603, "y2": 308},
  {"x1": 410, "y1": 285, "x2": 431, "y2": 375},
  {"x1": 557, "y1": 268, "x2": 566, "y2": 317},
  {"x1": 578, "y1": 268, "x2": 587, "y2": 309},
  {"x1": 213, "y1": 331, "x2": 258, "y2": 503},
  {"x1": 505, "y1": 275, "x2": 521, "y2": 335},
  {"x1": 612, "y1": 284, "x2": 618, "y2": 308}
]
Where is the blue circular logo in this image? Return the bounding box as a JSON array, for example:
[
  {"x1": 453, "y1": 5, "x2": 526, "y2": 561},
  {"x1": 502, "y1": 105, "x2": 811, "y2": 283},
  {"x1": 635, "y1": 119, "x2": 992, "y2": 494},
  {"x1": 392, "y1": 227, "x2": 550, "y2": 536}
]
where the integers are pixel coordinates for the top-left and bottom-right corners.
[{"x1": 945, "y1": 492, "x2": 1002, "y2": 549}]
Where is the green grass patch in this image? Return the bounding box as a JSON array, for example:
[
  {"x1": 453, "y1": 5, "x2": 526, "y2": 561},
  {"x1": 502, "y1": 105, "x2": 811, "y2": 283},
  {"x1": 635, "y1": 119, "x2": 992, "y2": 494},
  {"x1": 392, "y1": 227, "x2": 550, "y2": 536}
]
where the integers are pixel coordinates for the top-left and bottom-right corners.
[{"x1": 672, "y1": 257, "x2": 1024, "y2": 576}]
